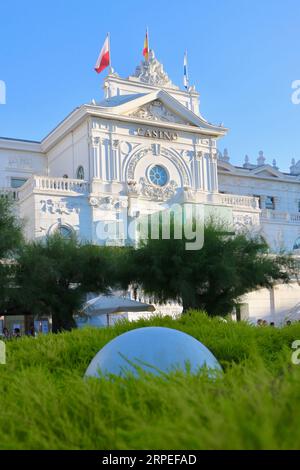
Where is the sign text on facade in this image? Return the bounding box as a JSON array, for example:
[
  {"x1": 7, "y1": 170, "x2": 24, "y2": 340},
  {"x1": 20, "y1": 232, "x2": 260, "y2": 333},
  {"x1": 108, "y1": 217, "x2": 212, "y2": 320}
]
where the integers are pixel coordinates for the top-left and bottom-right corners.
[{"x1": 137, "y1": 128, "x2": 178, "y2": 141}]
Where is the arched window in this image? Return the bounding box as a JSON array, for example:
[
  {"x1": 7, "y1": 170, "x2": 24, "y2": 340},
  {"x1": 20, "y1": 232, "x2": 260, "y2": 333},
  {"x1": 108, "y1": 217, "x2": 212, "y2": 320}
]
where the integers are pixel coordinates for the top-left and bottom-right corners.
[
  {"x1": 58, "y1": 226, "x2": 73, "y2": 239},
  {"x1": 63, "y1": 174, "x2": 68, "y2": 179},
  {"x1": 48, "y1": 223, "x2": 74, "y2": 240},
  {"x1": 76, "y1": 166, "x2": 85, "y2": 180},
  {"x1": 293, "y1": 237, "x2": 300, "y2": 251},
  {"x1": 57, "y1": 225, "x2": 73, "y2": 239}
]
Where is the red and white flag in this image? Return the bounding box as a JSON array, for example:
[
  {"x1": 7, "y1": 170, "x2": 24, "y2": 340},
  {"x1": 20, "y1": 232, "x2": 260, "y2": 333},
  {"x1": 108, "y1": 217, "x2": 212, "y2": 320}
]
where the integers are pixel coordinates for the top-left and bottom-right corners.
[
  {"x1": 143, "y1": 29, "x2": 149, "y2": 62},
  {"x1": 94, "y1": 35, "x2": 110, "y2": 74}
]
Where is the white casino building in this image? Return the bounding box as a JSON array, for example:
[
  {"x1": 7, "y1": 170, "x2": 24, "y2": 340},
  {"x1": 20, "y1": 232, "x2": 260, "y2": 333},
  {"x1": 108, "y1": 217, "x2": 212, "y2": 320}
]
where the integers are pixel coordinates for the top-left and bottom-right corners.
[{"x1": 1, "y1": 50, "x2": 300, "y2": 330}]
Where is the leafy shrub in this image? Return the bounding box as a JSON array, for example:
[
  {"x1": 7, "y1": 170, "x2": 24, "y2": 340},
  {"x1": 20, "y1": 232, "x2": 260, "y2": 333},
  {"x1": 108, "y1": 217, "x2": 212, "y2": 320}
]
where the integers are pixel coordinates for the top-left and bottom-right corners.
[{"x1": 1, "y1": 312, "x2": 300, "y2": 450}]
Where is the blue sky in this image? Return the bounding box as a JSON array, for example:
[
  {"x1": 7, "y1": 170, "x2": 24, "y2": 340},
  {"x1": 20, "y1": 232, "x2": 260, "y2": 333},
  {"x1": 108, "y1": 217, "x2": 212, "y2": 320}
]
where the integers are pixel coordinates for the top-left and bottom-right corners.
[{"x1": 0, "y1": 0, "x2": 299, "y2": 171}]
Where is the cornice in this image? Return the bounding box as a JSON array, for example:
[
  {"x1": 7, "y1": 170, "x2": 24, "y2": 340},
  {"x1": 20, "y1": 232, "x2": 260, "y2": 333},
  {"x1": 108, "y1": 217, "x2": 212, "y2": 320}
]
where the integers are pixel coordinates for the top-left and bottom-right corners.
[
  {"x1": 0, "y1": 137, "x2": 43, "y2": 153},
  {"x1": 41, "y1": 104, "x2": 227, "y2": 152},
  {"x1": 105, "y1": 75, "x2": 200, "y2": 98},
  {"x1": 218, "y1": 168, "x2": 299, "y2": 184}
]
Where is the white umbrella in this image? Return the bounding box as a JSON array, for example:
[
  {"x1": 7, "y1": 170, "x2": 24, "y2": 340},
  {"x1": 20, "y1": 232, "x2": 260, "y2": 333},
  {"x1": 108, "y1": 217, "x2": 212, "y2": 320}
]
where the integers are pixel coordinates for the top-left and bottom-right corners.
[
  {"x1": 80, "y1": 295, "x2": 155, "y2": 326},
  {"x1": 280, "y1": 301, "x2": 300, "y2": 325}
]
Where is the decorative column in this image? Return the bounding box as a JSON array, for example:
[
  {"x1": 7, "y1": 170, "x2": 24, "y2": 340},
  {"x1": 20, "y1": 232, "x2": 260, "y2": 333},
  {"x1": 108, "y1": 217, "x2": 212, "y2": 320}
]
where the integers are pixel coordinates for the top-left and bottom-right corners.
[
  {"x1": 112, "y1": 140, "x2": 120, "y2": 182},
  {"x1": 196, "y1": 151, "x2": 203, "y2": 190},
  {"x1": 202, "y1": 153, "x2": 208, "y2": 191},
  {"x1": 101, "y1": 138, "x2": 109, "y2": 181},
  {"x1": 192, "y1": 148, "x2": 202, "y2": 190},
  {"x1": 211, "y1": 152, "x2": 219, "y2": 192},
  {"x1": 260, "y1": 195, "x2": 267, "y2": 210},
  {"x1": 191, "y1": 150, "x2": 197, "y2": 189},
  {"x1": 91, "y1": 137, "x2": 101, "y2": 179},
  {"x1": 274, "y1": 196, "x2": 280, "y2": 211},
  {"x1": 206, "y1": 153, "x2": 211, "y2": 192}
]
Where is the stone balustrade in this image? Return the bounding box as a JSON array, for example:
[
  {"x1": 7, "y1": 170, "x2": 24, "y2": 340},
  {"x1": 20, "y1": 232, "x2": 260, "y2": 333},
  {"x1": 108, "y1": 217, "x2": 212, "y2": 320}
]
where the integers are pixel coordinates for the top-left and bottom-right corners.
[
  {"x1": 18, "y1": 176, "x2": 90, "y2": 200},
  {"x1": 261, "y1": 209, "x2": 300, "y2": 224},
  {"x1": 290, "y1": 213, "x2": 300, "y2": 223},
  {"x1": 218, "y1": 193, "x2": 260, "y2": 210},
  {"x1": 0, "y1": 187, "x2": 19, "y2": 201}
]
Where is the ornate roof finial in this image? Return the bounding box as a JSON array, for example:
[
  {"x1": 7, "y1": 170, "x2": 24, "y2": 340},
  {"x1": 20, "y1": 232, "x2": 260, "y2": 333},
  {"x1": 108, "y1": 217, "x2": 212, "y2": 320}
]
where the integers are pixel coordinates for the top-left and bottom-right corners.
[
  {"x1": 290, "y1": 159, "x2": 300, "y2": 175},
  {"x1": 129, "y1": 49, "x2": 179, "y2": 89},
  {"x1": 223, "y1": 148, "x2": 230, "y2": 162},
  {"x1": 272, "y1": 159, "x2": 278, "y2": 170},
  {"x1": 243, "y1": 154, "x2": 252, "y2": 169},
  {"x1": 149, "y1": 49, "x2": 155, "y2": 61},
  {"x1": 257, "y1": 150, "x2": 266, "y2": 166}
]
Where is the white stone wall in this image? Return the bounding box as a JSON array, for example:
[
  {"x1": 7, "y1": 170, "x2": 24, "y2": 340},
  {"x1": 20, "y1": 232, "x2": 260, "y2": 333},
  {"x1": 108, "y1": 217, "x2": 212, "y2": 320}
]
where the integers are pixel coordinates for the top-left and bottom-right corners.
[
  {"x1": 19, "y1": 191, "x2": 91, "y2": 241},
  {"x1": 47, "y1": 122, "x2": 89, "y2": 180},
  {"x1": 218, "y1": 172, "x2": 300, "y2": 214},
  {"x1": 218, "y1": 169, "x2": 300, "y2": 252},
  {"x1": 242, "y1": 282, "x2": 300, "y2": 324},
  {"x1": 0, "y1": 139, "x2": 46, "y2": 188}
]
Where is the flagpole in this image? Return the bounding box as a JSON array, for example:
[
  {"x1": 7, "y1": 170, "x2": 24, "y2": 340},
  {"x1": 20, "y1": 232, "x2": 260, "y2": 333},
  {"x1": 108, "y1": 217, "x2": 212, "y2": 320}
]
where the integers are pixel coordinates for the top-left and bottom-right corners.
[
  {"x1": 108, "y1": 32, "x2": 112, "y2": 73},
  {"x1": 185, "y1": 49, "x2": 189, "y2": 90},
  {"x1": 147, "y1": 27, "x2": 150, "y2": 54},
  {"x1": 187, "y1": 49, "x2": 189, "y2": 89},
  {"x1": 188, "y1": 51, "x2": 193, "y2": 111},
  {"x1": 184, "y1": 49, "x2": 193, "y2": 110}
]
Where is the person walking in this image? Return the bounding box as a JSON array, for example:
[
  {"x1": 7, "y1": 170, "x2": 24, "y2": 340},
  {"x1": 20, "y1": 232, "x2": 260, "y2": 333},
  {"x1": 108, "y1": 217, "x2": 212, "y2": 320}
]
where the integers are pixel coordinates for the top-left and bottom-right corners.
[
  {"x1": 13, "y1": 328, "x2": 21, "y2": 339},
  {"x1": 28, "y1": 324, "x2": 36, "y2": 338},
  {"x1": 2, "y1": 327, "x2": 11, "y2": 340}
]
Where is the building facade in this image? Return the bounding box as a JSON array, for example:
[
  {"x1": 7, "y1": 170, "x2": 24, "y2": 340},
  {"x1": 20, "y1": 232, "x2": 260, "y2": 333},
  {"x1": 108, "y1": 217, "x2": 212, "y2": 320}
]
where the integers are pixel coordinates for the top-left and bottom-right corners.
[{"x1": 1, "y1": 50, "x2": 300, "y2": 327}]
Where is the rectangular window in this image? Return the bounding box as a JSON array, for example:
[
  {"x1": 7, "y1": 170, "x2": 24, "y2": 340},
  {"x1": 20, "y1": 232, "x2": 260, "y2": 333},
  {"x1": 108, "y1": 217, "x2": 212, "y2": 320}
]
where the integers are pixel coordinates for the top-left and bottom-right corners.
[
  {"x1": 265, "y1": 196, "x2": 275, "y2": 210},
  {"x1": 11, "y1": 177, "x2": 27, "y2": 189},
  {"x1": 298, "y1": 201, "x2": 300, "y2": 213}
]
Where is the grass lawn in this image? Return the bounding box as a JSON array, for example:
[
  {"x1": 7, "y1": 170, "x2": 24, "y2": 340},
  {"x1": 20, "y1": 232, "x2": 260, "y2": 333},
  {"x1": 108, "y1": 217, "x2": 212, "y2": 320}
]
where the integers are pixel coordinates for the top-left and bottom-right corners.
[{"x1": 1, "y1": 312, "x2": 300, "y2": 450}]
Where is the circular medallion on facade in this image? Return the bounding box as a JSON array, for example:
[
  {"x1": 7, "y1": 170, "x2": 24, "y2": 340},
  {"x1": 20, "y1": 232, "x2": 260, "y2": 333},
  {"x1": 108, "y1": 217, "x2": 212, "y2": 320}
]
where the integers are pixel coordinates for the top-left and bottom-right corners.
[{"x1": 148, "y1": 165, "x2": 168, "y2": 187}]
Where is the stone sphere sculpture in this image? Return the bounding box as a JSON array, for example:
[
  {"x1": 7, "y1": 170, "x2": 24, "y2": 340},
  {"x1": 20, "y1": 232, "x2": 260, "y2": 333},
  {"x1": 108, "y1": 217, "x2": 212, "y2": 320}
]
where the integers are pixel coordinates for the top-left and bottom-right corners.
[{"x1": 85, "y1": 327, "x2": 222, "y2": 378}]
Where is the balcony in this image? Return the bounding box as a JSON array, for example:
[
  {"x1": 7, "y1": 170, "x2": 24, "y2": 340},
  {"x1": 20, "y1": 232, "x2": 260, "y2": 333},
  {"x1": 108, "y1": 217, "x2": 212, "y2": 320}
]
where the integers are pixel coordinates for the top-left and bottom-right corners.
[
  {"x1": 0, "y1": 187, "x2": 19, "y2": 201},
  {"x1": 261, "y1": 209, "x2": 300, "y2": 224},
  {"x1": 217, "y1": 193, "x2": 260, "y2": 210},
  {"x1": 17, "y1": 176, "x2": 90, "y2": 201}
]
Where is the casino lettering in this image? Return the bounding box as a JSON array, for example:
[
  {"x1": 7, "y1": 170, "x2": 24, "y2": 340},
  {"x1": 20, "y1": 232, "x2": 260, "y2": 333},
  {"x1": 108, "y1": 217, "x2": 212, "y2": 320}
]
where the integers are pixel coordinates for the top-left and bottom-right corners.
[{"x1": 137, "y1": 127, "x2": 178, "y2": 141}]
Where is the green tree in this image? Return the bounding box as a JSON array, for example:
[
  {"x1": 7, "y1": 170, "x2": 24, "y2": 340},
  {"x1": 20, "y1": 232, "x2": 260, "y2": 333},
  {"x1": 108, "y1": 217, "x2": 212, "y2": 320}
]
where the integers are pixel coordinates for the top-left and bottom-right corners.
[
  {"x1": 128, "y1": 219, "x2": 296, "y2": 317},
  {"x1": 0, "y1": 197, "x2": 23, "y2": 310},
  {"x1": 14, "y1": 235, "x2": 122, "y2": 332}
]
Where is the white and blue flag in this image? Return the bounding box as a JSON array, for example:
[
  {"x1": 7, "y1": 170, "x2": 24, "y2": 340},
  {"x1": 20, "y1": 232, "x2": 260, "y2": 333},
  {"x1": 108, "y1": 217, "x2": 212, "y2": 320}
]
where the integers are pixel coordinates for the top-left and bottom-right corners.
[{"x1": 183, "y1": 51, "x2": 189, "y2": 90}]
